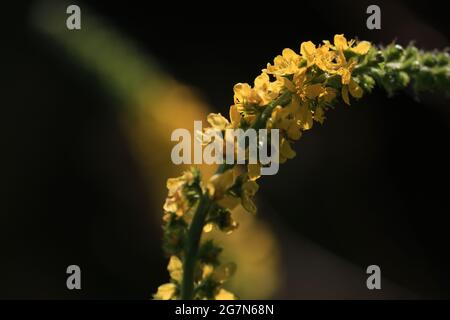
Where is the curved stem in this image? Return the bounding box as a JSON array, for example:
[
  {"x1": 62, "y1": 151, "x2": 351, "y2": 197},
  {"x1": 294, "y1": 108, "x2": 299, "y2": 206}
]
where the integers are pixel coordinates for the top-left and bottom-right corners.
[{"x1": 180, "y1": 194, "x2": 211, "y2": 299}]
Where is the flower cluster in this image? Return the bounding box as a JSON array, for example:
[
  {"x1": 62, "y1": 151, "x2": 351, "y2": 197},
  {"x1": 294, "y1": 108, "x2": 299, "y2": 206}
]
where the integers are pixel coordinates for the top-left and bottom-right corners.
[{"x1": 155, "y1": 35, "x2": 450, "y2": 300}]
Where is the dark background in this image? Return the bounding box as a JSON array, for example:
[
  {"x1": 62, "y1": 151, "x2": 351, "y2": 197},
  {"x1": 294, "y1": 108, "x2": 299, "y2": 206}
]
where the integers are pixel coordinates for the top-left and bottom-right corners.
[{"x1": 1, "y1": 0, "x2": 449, "y2": 298}]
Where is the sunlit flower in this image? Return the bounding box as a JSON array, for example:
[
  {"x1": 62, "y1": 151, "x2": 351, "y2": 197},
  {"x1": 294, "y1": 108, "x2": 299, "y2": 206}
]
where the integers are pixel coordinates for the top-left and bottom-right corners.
[
  {"x1": 167, "y1": 255, "x2": 183, "y2": 282},
  {"x1": 215, "y1": 288, "x2": 237, "y2": 300},
  {"x1": 163, "y1": 171, "x2": 194, "y2": 217},
  {"x1": 207, "y1": 168, "x2": 237, "y2": 199},
  {"x1": 265, "y1": 48, "x2": 302, "y2": 76},
  {"x1": 333, "y1": 34, "x2": 371, "y2": 55},
  {"x1": 153, "y1": 283, "x2": 177, "y2": 300}
]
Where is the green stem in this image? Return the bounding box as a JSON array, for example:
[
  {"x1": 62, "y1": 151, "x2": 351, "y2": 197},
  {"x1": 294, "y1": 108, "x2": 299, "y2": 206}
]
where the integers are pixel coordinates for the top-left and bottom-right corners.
[{"x1": 180, "y1": 194, "x2": 211, "y2": 299}]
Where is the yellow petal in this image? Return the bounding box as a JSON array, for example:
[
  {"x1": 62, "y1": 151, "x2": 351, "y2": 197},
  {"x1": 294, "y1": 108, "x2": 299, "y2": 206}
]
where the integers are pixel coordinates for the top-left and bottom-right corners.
[
  {"x1": 229, "y1": 105, "x2": 241, "y2": 125},
  {"x1": 334, "y1": 34, "x2": 348, "y2": 50},
  {"x1": 233, "y1": 83, "x2": 252, "y2": 103},
  {"x1": 352, "y1": 41, "x2": 371, "y2": 55},
  {"x1": 213, "y1": 263, "x2": 236, "y2": 283},
  {"x1": 254, "y1": 72, "x2": 270, "y2": 88},
  {"x1": 203, "y1": 223, "x2": 214, "y2": 233},
  {"x1": 168, "y1": 256, "x2": 183, "y2": 282},
  {"x1": 202, "y1": 264, "x2": 214, "y2": 279},
  {"x1": 297, "y1": 104, "x2": 313, "y2": 130},
  {"x1": 248, "y1": 163, "x2": 261, "y2": 181},
  {"x1": 207, "y1": 113, "x2": 229, "y2": 130},
  {"x1": 153, "y1": 283, "x2": 177, "y2": 300},
  {"x1": 208, "y1": 169, "x2": 236, "y2": 198},
  {"x1": 215, "y1": 288, "x2": 236, "y2": 300},
  {"x1": 270, "y1": 105, "x2": 283, "y2": 123},
  {"x1": 282, "y1": 48, "x2": 298, "y2": 60},
  {"x1": 313, "y1": 107, "x2": 326, "y2": 124},
  {"x1": 338, "y1": 68, "x2": 351, "y2": 85},
  {"x1": 166, "y1": 177, "x2": 184, "y2": 194},
  {"x1": 300, "y1": 41, "x2": 316, "y2": 64},
  {"x1": 341, "y1": 86, "x2": 350, "y2": 105},
  {"x1": 305, "y1": 84, "x2": 325, "y2": 99},
  {"x1": 349, "y1": 78, "x2": 363, "y2": 98},
  {"x1": 287, "y1": 122, "x2": 302, "y2": 140}
]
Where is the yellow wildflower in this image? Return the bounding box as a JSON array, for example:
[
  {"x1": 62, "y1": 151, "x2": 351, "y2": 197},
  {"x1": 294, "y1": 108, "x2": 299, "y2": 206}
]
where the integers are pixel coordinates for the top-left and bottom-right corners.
[
  {"x1": 163, "y1": 171, "x2": 194, "y2": 217},
  {"x1": 167, "y1": 255, "x2": 183, "y2": 282},
  {"x1": 296, "y1": 103, "x2": 313, "y2": 131},
  {"x1": 207, "y1": 113, "x2": 230, "y2": 131},
  {"x1": 215, "y1": 288, "x2": 236, "y2": 300},
  {"x1": 253, "y1": 72, "x2": 284, "y2": 105},
  {"x1": 202, "y1": 264, "x2": 214, "y2": 279},
  {"x1": 153, "y1": 283, "x2": 177, "y2": 300},
  {"x1": 229, "y1": 104, "x2": 242, "y2": 128},
  {"x1": 333, "y1": 34, "x2": 371, "y2": 55},
  {"x1": 300, "y1": 41, "x2": 335, "y2": 71},
  {"x1": 233, "y1": 83, "x2": 261, "y2": 106},
  {"x1": 247, "y1": 163, "x2": 261, "y2": 181},
  {"x1": 207, "y1": 168, "x2": 237, "y2": 199},
  {"x1": 265, "y1": 48, "x2": 302, "y2": 76}
]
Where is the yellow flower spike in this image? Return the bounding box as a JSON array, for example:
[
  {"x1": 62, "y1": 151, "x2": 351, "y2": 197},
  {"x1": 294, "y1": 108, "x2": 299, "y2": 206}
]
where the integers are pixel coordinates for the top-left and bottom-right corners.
[
  {"x1": 349, "y1": 78, "x2": 363, "y2": 98},
  {"x1": 153, "y1": 283, "x2": 177, "y2": 300},
  {"x1": 156, "y1": 34, "x2": 388, "y2": 300},
  {"x1": 168, "y1": 255, "x2": 183, "y2": 282},
  {"x1": 342, "y1": 85, "x2": 351, "y2": 105},
  {"x1": 248, "y1": 163, "x2": 261, "y2": 181},
  {"x1": 207, "y1": 113, "x2": 230, "y2": 130},
  {"x1": 215, "y1": 288, "x2": 236, "y2": 300}
]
